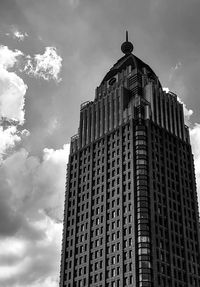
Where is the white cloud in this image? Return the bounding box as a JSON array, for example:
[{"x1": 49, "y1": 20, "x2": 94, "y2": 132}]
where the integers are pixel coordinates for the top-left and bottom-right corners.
[
  {"x1": 174, "y1": 61, "x2": 182, "y2": 71},
  {"x1": 0, "y1": 144, "x2": 70, "y2": 286},
  {"x1": 0, "y1": 45, "x2": 28, "y2": 162},
  {"x1": 163, "y1": 88, "x2": 194, "y2": 125},
  {"x1": 24, "y1": 47, "x2": 62, "y2": 83},
  {"x1": 0, "y1": 144, "x2": 69, "y2": 221},
  {"x1": 47, "y1": 117, "x2": 59, "y2": 135},
  {"x1": 163, "y1": 87, "x2": 169, "y2": 93},
  {"x1": 177, "y1": 96, "x2": 194, "y2": 125},
  {"x1": 21, "y1": 129, "x2": 30, "y2": 137},
  {"x1": 190, "y1": 124, "x2": 200, "y2": 170},
  {"x1": 0, "y1": 42, "x2": 63, "y2": 286},
  {"x1": 0, "y1": 126, "x2": 21, "y2": 161},
  {"x1": 0, "y1": 238, "x2": 27, "y2": 258},
  {"x1": 0, "y1": 68, "x2": 27, "y2": 124},
  {"x1": 13, "y1": 30, "x2": 28, "y2": 42},
  {"x1": 0, "y1": 46, "x2": 27, "y2": 124},
  {"x1": 32, "y1": 144, "x2": 70, "y2": 221},
  {"x1": 169, "y1": 61, "x2": 182, "y2": 81},
  {"x1": 0, "y1": 125, "x2": 30, "y2": 162},
  {"x1": 0, "y1": 217, "x2": 62, "y2": 286},
  {"x1": 0, "y1": 45, "x2": 23, "y2": 70},
  {"x1": 0, "y1": 45, "x2": 62, "y2": 86},
  {"x1": 5, "y1": 27, "x2": 28, "y2": 42},
  {"x1": 190, "y1": 123, "x2": 200, "y2": 208}
]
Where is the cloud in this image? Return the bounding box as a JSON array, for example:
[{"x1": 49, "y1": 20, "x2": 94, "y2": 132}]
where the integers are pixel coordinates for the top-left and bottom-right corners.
[
  {"x1": 168, "y1": 62, "x2": 182, "y2": 81},
  {"x1": 0, "y1": 68, "x2": 27, "y2": 124},
  {"x1": 0, "y1": 43, "x2": 62, "y2": 164},
  {"x1": 0, "y1": 42, "x2": 64, "y2": 286},
  {"x1": 177, "y1": 96, "x2": 194, "y2": 126},
  {"x1": 0, "y1": 45, "x2": 62, "y2": 87},
  {"x1": 0, "y1": 45, "x2": 28, "y2": 162},
  {"x1": 12, "y1": 30, "x2": 28, "y2": 42},
  {"x1": 0, "y1": 217, "x2": 62, "y2": 287},
  {"x1": 47, "y1": 117, "x2": 59, "y2": 135},
  {"x1": 0, "y1": 45, "x2": 28, "y2": 160},
  {"x1": 163, "y1": 88, "x2": 194, "y2": 125},
  {"x1": 0, "y1": 144, "x2": 70, "y2": 286},
  {"x1": 24, "y1": 47, "x2": 62, "y2": 83},
  {"x1": 0, "y1": 45, "x2": 23, "y2": 69},
  {"x1": 0, "y1": 45, "x2": 27, "y2": 124},
  {"x1": 5, "y1": 27, "x2": 28, "y2": 41},
  {"x1": 163, "y1": 87, "x2": 169, "y2": 93},
  {"x1": 0, "y1": 126, "x2": 21, "y2": 161},
  {"x1": 190, "y1": 123, "x2": 200, "y2": 208}
]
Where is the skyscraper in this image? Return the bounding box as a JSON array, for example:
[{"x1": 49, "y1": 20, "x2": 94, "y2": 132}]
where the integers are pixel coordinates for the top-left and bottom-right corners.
[{"x1": 60, "y1": 33, "x2": 200, "y2": 287}]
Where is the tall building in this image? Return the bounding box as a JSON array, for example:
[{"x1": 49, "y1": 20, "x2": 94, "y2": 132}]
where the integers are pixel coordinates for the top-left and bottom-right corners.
[{"x1": 60, "y1": 33, "x2": 200, "y2": 287}]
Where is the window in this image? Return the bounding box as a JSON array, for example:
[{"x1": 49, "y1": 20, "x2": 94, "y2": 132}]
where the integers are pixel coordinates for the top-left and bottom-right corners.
[
  {"x1": 137, "y1": 159, "x2": 147, "y2": 165},
  {"x1": 111, "y1": 245, "x2": 116, "y2": 252},
  {"x1": 111, "y1": 269, "x2": 116, "y2": 276}
]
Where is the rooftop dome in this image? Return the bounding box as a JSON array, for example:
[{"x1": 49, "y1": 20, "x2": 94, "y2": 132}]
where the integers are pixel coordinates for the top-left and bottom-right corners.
[
  {"x1": 121, "y1": 31, "x2": 134, "y2": 55},
  {"x1": 99, "y1": 32, "x2": 162, "y2": 89}
]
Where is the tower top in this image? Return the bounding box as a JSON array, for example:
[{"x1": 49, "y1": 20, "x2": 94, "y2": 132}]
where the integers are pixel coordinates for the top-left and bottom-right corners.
[{"x1": 121, "y1": 30, "x2": 134, "y2": 55}]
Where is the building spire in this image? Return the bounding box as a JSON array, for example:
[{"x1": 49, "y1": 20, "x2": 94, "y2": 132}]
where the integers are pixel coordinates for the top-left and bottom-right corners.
[
  {"x1": 126, "y1": 30, "x2": 128, "y2": 42},
  {"x1": 121, "y1": 30, "x2": 134, "y2": 55}
]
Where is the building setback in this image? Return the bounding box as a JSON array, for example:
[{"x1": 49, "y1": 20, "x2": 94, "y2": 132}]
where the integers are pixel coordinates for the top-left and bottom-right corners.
[{"x1": 60, "y1": 33, "x2": 200, "y2": 287}]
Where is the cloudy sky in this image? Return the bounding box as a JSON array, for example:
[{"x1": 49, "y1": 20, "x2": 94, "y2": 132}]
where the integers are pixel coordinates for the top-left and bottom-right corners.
[{"x1": 0, "y1": 0, "x2": 200, "y2": 286}]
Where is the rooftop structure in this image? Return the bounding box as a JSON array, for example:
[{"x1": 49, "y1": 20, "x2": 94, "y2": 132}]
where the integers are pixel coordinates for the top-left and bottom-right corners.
[{"x1": 60, "y1": 33, "x2": 200, "y2": 287}]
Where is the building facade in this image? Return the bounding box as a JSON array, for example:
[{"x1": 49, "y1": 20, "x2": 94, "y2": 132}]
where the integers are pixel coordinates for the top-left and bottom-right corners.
[{"x1": 60, "y1": 34, "x2": 200, "y2": 287}]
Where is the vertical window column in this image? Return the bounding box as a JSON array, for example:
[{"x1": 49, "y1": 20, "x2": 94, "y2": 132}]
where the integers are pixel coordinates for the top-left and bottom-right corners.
[{"x1": 135, "y1": 126, "x2": 152, "y2": 287}]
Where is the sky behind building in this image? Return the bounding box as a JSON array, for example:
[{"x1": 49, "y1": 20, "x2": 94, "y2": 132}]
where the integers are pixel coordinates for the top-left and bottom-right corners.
[{"x1": 0, "y1": 0, "x2": 200, "y2": 286}]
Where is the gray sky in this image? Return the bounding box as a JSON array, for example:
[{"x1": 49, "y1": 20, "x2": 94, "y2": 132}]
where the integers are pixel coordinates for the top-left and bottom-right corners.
[{"x1": 0, "y1": 0, "x2": 200, "y2": 286}]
